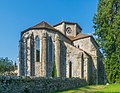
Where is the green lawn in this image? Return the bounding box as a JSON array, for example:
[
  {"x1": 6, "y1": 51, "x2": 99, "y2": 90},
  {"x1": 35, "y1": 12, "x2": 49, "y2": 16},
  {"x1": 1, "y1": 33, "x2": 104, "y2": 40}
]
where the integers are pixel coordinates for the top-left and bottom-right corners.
[{"x1": 55, "y1": 84, "x2": 120, "y2": 93}]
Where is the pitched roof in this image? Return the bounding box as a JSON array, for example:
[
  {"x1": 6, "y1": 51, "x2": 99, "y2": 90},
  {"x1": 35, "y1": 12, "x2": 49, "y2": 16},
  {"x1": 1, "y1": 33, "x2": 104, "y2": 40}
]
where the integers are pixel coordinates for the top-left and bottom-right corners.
[
  {"x1": 53, "y1": 21, "x2": 82, "y2": 30},
  {"x1": 21, "y1": 21, "x2": 72, "y2": 41},
  {"x1": 21, "y1": 21, "x2": 58, "y2": 36},
  {"x1": 68, "y1": 33, "x2": 91, "y2": 41},
  {"x1": 68, "y1": 33, "x2": 99, "y2": 47},
  {"x1": 30, "y1": 21, "x2": 57, "y2": 31}
]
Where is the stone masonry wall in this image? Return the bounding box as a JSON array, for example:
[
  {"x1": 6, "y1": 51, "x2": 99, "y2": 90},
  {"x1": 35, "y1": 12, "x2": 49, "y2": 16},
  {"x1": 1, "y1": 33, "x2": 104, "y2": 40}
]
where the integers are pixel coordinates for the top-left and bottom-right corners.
[{"x1": 0, "y1": 76, "x2": 87, "y2": 93}]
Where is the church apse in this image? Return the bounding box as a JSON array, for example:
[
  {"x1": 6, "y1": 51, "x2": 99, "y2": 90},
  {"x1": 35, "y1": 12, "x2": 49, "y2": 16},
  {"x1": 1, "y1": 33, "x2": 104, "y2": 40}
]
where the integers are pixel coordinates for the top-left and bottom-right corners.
[{"x1": 18, "y1": 21, "x2": 105, "y2": 84}]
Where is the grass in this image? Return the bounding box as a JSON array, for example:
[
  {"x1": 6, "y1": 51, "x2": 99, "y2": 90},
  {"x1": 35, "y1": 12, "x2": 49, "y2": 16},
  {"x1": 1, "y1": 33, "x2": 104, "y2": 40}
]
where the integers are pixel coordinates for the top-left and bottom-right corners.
[{"x1": 54, "y1": 84, "x2": 120, "y2": 93}]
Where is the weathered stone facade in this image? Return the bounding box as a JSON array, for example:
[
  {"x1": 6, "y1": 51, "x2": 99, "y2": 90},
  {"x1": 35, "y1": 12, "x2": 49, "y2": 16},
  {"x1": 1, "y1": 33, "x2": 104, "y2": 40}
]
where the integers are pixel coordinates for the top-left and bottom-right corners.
[{"x1": 18, "y1": 21, "x2": 105, "y2": 84}]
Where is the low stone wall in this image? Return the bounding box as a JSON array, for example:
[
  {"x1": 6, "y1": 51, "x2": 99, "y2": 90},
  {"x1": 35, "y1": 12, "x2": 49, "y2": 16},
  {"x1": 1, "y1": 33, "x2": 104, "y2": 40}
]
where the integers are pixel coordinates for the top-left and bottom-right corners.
[{"x1": 0, "y1": 76, "x2": 88, "y2": 93}]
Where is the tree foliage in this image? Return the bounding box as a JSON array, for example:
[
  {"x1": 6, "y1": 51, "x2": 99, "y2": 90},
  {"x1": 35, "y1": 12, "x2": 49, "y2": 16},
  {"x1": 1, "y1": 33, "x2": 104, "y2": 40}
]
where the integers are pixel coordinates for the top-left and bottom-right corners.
[
  {"x1": 93, "y1": 0, "x2": 120, "y2": 83},
  {"x1": 0, "y1": 57, "x2": 15, "y2": 75},
  {"x1": 52, "y1": 61, "x2": 57, "y2": 77}
]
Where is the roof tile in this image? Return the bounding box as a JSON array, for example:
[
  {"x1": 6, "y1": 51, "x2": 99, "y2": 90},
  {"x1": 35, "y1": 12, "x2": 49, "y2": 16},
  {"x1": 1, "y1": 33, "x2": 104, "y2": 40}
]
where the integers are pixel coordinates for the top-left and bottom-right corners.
[
  {"x1": 30, "y1": 21, "x2": 57, "y2": 31},
  {"x1": 68, "y1": 33, "x2": 91, "y2": 41}
]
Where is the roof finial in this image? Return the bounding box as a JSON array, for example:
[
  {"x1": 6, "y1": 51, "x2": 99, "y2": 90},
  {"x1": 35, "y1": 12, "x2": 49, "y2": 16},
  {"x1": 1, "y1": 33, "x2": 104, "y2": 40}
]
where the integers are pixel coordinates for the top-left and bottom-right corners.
[{"x1": 62, "y1": 18, "x2": 64, "y2": 22}]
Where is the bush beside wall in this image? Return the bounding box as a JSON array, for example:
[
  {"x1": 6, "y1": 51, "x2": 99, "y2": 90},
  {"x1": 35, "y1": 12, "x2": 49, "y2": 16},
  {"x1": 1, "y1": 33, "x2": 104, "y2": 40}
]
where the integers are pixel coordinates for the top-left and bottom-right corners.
[{"x1": 0, "y1": 76, "x2": 88, "y2": 93}]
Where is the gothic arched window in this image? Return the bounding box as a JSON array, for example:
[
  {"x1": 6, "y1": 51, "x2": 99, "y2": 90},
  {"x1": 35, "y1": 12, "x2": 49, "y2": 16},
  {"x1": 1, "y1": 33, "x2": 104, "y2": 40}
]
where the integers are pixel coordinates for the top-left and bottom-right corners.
[
  {"x1": 81, "y1": 54, "x2": 84, "y2": 78},
  {"x1": 35, "y1": 36, "x2": 40, "y2": 62},
  {"x1": 69, "y1": 61, "x2": 72, "y2": 78},
  {"x1": 49, "y1": 37, "x2": 52, "y2": 62}
]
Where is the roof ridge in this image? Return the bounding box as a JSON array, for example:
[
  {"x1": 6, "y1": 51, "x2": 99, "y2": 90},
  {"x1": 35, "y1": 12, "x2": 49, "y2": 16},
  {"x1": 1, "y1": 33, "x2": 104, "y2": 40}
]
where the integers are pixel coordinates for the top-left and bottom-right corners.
[
  {"x1": 76, "y1": 33, "x2": 91, "y2": 36},
  {"x1": 30, "y1": 21, "x2": 55, "y2": 29},
  {"x1": 68, "y1": 33, "x2": 91, "y2": 41},
  {"x1": 53, "y1": 21, "x2": 76, "y2": 27},
  {"x1": 53, "y1": 21, "x2": 82, "y2": 30},
  {"x1": 21, "y1": 21, "x2": 72, "y2": 42}
]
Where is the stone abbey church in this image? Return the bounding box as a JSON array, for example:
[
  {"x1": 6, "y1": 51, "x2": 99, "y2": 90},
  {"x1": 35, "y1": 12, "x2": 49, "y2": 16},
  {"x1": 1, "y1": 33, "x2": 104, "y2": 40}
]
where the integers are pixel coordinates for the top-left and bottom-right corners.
[{"x1": 18, "y1": 21, "x2": 105, "y2": 84}]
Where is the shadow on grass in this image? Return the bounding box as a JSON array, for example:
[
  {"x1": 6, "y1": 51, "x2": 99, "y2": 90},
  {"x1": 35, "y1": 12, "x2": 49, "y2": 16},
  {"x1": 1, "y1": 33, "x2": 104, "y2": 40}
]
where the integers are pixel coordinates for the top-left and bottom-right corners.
[
  {"x1": 94, "y1": 91, "x2": 120, "y2": 93},
  {"x1": 52, "y1": 86, "x2": 98, "y2": 93},
  {"x1": 52, "y1": 84, "x2": 120, "y2": 93}
]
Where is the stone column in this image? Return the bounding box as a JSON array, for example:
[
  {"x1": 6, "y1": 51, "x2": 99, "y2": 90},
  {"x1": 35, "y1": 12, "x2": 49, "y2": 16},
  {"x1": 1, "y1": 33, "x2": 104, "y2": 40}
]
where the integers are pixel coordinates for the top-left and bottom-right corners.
[
  {"x1": 55, "y1": 34, "x2": 60, "y2": 77},
  {"x1": 18, "y1": 41, "x2": 21, "y2": 76},
  {"x1": 19, "y1": 39, "x2": 25, "y2": 76},
  {"x1": 74, "y1": 24, "x2": 77, "y2": 37},
  {"x1": 40, "y1": 37, "x2": 42, "y2": 76},
  {"x1": 23, "y1": 38, "x2": 27, "y2": 76},
  {"x1": 30, "y1": 33, "x2": 35, "y2": 76},
  {"x1": 41, "y1": 33, "x2": 47, "y2": 77},
  {"x1": 93, "y1": 56, "x2": 98, "y2": 84},
  {"x1": 26, "y1": 37, "x2": 31, "y2": 76},
  {"x1": 62, "y1": 22, "x2": 65, "y2": 35},
  {"x1": 84, "y1": 54, "x2": 89, "y2": 82},
  {"x1": 78, "y1": 53, "x2": 82, "y2": 78}
]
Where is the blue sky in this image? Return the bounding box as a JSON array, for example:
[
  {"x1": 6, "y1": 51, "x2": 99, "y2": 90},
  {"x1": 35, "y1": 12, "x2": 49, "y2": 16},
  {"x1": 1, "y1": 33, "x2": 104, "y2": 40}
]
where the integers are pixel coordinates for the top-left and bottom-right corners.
[{"x1": 0, "y1": 0, "x2": 98, "y2": 62}]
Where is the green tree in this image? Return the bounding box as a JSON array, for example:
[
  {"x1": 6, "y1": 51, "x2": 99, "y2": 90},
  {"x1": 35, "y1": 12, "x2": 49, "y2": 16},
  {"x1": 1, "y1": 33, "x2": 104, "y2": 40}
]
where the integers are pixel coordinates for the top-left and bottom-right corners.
[
  {"x1": 93, "y1": 0, "x2": 120, "y2": 83},
  {"x1": 52, "y1": 61, "x2": 57, "y2": 77},
  {"x1": 0, "y1": 57, "x2": 15, "y2": 75}
]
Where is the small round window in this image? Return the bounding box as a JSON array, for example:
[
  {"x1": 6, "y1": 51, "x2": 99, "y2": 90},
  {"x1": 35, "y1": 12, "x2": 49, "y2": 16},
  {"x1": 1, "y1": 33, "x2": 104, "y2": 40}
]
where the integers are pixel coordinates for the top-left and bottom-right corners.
[{"x1": 66, "y1": 27, "x2": 72, "y2": 34}]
